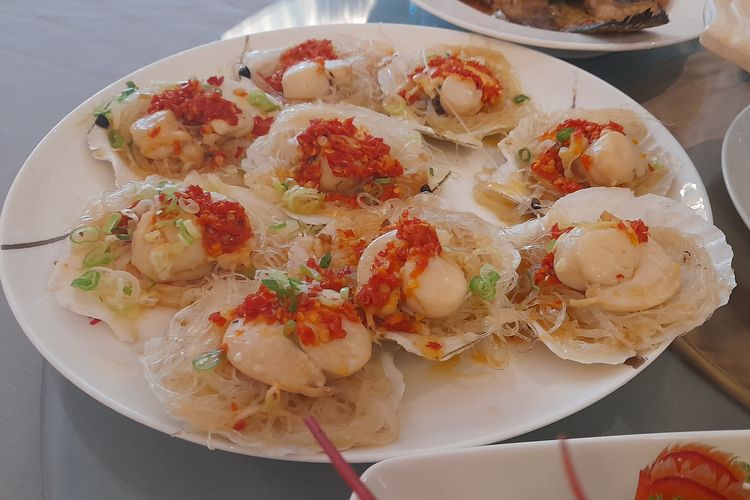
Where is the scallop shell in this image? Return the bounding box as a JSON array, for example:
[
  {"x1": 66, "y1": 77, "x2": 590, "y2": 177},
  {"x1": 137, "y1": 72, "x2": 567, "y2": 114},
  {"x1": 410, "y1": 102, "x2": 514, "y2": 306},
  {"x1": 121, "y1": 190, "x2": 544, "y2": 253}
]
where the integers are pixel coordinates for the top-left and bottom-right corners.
[
  {"x1": 142, "y1": 276, "x2": 405, "y2": 455},
  {"x1": 241, "y1": 102, "x2": 435, "y2": 221},
  {"x1": 477, "y1": 108, "x2": 675, "y2": 222},
  {"x1": 242, "y1": 37, "x2": 392, "y2": 108},
  {"x1": 87, "y1": 77, "x2": 278, "y2": 186},
  {"x1": 50, "y1": 174, "x2": 285, "y2": 343},
  {"x1": 320, "y1": 195, "x2": 522, "y2": 361},
  {"x1": 508, "y1": 187, "x2": 735, "y2": 364},
  {"x1": 378, "y1": 45, "x2": 530, "y2": 147}
]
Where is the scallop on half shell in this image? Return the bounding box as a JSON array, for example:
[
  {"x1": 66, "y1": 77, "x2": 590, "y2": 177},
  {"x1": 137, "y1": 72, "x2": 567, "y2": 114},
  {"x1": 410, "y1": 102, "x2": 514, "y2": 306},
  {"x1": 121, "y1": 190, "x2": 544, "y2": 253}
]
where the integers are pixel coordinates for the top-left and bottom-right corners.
[
  {"x1": 378, "y1": 44, "x2": 530, "y2": 147},
  {"x1": 87, "y1": 76, "x2": 280, "y2": 186},
  {"x1": 506, "y1": 187, "x2": 734, "y2": 365},
  {"x1": 476, "y1": 108, "x2": 676, "y2": 224},
  {"x1": 50, "y1": 173, "x2": 283, "y2": 343}
]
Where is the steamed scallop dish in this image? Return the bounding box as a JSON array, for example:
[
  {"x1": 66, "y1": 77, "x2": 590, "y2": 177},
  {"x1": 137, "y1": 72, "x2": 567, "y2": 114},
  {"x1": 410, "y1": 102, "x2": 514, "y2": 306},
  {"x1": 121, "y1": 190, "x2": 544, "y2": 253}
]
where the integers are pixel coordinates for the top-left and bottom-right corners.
[
  {"x1": 494, "y1": 0, "x2": 670, "y2": 33},
  {"x1": 288, "y1": 196, "x2": 525, "y2": 365},
  {"x1": 242, "y1": 38, "x2": 391, "y2": 107},
  {"x1": 88, "y1": 76, "x2": 280, "y2": 185},
  {"x1": 378, "y1": 45, "x2": 529, "y2": 147},
  {"x1": 49, "y1": 33, "x2": 738, "y2": 456},
  {"x1": 476, "y1": 108, "x2": 674, "y2": 222},
  {"x1": 50, "y1": 174, "x2": 282, "y2": 342},
  {"x1": 242, "y1": 103, "x2": 433, "y2": 224},
  {"x1": 507, "y1": 188, "x2": 735, "y2": 364},
  {"x1": 142, "y1": 274, "x2": 404, "y2": 452}
]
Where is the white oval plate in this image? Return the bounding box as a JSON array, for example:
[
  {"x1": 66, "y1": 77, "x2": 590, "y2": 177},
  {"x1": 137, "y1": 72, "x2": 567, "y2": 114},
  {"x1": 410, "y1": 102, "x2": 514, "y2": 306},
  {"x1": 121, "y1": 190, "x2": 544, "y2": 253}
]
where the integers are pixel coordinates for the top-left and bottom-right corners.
[
  {"x1": 356, "y1": 429, "x2": 750, "y2": 499},
  {"x1": 411, "y1": 0, "x2": 707, "y2": 53},
  {"x1": 0, "y1": 24, "x2": 708, "y2": 463},
  {"x1": 722, "y1": 104, "x2": 750, "y2": 231}
]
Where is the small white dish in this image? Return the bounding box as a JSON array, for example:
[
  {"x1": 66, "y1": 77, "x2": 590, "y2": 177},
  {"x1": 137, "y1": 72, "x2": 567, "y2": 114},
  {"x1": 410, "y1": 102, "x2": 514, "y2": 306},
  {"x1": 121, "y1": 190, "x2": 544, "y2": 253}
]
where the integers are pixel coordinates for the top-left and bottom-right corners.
[
  {"x1": 723, "y1": 104, "x2": 750, "y2": 230},
  {"x1": 411, "y1": 0, "x2": 707, "y2": 54},
  {"x1": 356, "y1": 430, "x2": 750, "y2": 500}
]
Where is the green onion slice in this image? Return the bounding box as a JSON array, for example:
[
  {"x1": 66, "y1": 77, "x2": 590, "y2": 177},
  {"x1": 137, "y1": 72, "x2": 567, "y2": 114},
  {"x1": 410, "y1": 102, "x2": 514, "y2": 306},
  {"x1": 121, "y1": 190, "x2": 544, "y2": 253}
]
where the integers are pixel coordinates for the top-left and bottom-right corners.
[
  {"x1": 373, "y1": 177, "x2": 391, "y2": 185},
  {"x1": 83, "y1": 246, "x2": 114, "y2": 268},
  {"x1": 513, "y1": 94, "x2": 530, "y2": 105},
  {"x1": 319, "y1": 252, "x2": 332, "y2": 269},
  {"x1": 69, "y1": 225, "x2": 100, "y2": 244},
  {"x1": 556, "y1": 127, "x2": 575, "y2": 143},
  {"x1": 300, "y1": 265, "x2": 323, "y2": 282},
  {"x1": 174, "y1": 219, "x2": 193, "y2": 246},
  {"x1": 518, "y1": 148, "x2": 532, "y2": 163},
  {"x1": 71, "y1": 270, "x2": 101, "y2": 291},
  {"x1": 269, "y1": 221, "x2": 287, "y2": 231},
  {"x1": 108, "y1": 130, "x2": 125, "y2": 149},
  {"x1": 102, "y1": 213, "x2": 121, "y2": 235},
  {"x1": 247, "y1": 89, "x2": 280, "y2": 112},
  {"x1": 283, "y1": 320, "x2": 296, "y2": 336},
  {"x1": 192, "y1": 348, "x2": 224, "y2": 371}
]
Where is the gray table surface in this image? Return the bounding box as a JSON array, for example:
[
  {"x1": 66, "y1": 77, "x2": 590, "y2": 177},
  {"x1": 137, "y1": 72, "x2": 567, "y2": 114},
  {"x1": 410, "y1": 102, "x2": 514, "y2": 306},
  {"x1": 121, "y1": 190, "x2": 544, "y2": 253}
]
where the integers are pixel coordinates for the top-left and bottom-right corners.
[{"x1": 1, "y1": 1, "x2": 749, "y2": 499}]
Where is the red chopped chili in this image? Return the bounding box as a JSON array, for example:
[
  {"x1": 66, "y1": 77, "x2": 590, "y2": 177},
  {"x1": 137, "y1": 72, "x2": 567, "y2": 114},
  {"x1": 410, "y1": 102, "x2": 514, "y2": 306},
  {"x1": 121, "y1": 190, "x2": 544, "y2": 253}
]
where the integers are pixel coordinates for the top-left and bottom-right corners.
[
  {"x1": 400, "y1": 54, "x2": 502, "y2": 107},
  {"x1": 531, "y1": 119, "x2": 626, "y2": 194},
  {"x1": 148, "y1": 79, "x2": 241, "y2": 126},
  {"x1": 251, "y1": 115, "x2": 274, "y2": 136},
  {"x1": 296, "y1": 117, "x2": 404, "y2": 187},
  {"x1": 166, "y1": 185, "x2": 253, "y2": 256}
]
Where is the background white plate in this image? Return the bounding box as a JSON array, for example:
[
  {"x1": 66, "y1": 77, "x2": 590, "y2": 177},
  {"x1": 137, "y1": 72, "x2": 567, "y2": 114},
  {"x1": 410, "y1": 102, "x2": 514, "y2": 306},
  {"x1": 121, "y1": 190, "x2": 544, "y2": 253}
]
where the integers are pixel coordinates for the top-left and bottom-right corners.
[
  {"x1": 411, "y1": 0, "x2": 707, "y2": 53},
  {"x1": 356, "y1": 429, "x2": 750, "y2": 499},
  {"x1": 722, "y1": 104, "x2": 750, "y2": 231},
  {"x1": 0, "y1": 24, "x2": 708, "y2": 462}
]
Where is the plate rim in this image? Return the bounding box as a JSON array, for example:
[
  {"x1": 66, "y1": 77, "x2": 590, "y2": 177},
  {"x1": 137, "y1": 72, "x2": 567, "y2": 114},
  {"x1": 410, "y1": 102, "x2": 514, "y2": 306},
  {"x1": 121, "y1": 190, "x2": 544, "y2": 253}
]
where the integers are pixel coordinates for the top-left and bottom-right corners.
[
  {"x1": 411, "y1": 0, "x2": 707, "y2": 53},
  {"x1": 0, "y1": 22, "x2": 708, "y2": 463},
  {"x1": 721, "y1": 104, "x2": 750, "y2": 231}
]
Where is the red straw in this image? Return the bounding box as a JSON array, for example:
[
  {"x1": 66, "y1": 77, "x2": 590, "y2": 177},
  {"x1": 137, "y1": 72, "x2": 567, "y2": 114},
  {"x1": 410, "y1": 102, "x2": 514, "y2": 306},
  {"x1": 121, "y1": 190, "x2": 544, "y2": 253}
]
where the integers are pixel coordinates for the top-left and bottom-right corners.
[
  {"x1": 303, "y1": 415, "x2": 376, "y2": 500},
  {"x1": 559, "y1": 436, "x2": 588, "y2": 500}
]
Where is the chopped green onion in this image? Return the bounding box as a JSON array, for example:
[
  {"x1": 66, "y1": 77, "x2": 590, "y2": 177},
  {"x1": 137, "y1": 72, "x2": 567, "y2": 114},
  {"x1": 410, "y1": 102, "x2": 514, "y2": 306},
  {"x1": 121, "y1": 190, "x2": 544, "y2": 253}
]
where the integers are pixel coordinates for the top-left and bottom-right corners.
[
  {"x1": 373, "y1": 177, "x2": 391, "y2": 185},
  {"x1": 649, "y1": 160, "x2": 663, "y2": 170},
  {"x1": 122, "y1": 286, "x2": 133, "y2": 296},
  {"x1": 247, "y1": 89, "x2": 280, "y2": 112},
  {"x1": 429, "y1": 167, "x2": 435, "y2": 176},
  {"x1": 261, "y1": 279, "x2": 283, "y2": 295},
  {"x1": 183, "y1": 219, "x2": 201, "y2": 239},
  {"x1": 319, "y1": 252, "x2": 332, "y2": 269},
  {"x1": 518, "y1": 148, "x2": 532, "y2": 163},
  {"x1": 283, "y1": 320, "x2": 296, "y2": 336},
  {"x1": 271, "y1": 180, "x2": 288, "y2": 193},
  {"x1": 300, "y1": 265, "x2": 323, "y2": 282},
  {"x1": 339, "y1": 287, "x2": 350, "y2": 301},
  {"x1": 108, "y1": 130, "x2": 125, "y2": 149},
  {"x1": 469, "y1": 264, "x2": 502, "y2": 301},
  {"x1": 71, "y1": 270, "x2": 101, "y2": 291},
  {"x1": 281, "y1": 185, "x2": 324, "y2": 214},
  {"x1": 382, "y1": 94, "x2": 407, "y2": 116},
  {"x1": 192, "y1": 349, "x2": 223, "y2": 371},
  {"x1": 556, "y1": 127, "x2": 575, "y2": 143},
  {"x1": 288, "y1": 294, "x2": 298, "y2": 313},
  {"x1": 174, "y1": 219, "x2": 193, "y2": 246},
  {"x1": 269, "y1": 221, "x2": 287, "y2": 231},
  {"x1": 513, "y1": 94, "x2": 530, "y2": 104},
  {"x1": 83, "y1": 246, "x2": 114, "y2": 267},
  {"x1": 116, "y1": 81, "x2": 139, "y2": 102},
  {"x1": 69, "y1": 225, "x2": 100, "y2": 244},
  {"x1": 545, "y1": 239, "x2": 557, "y2": 253},
  {"x1": 115, "y1": 233, "x2": 132, "y2": 241},
  {"x1": 102, "y1": 213, "x2": 121, "y2": 235}
]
